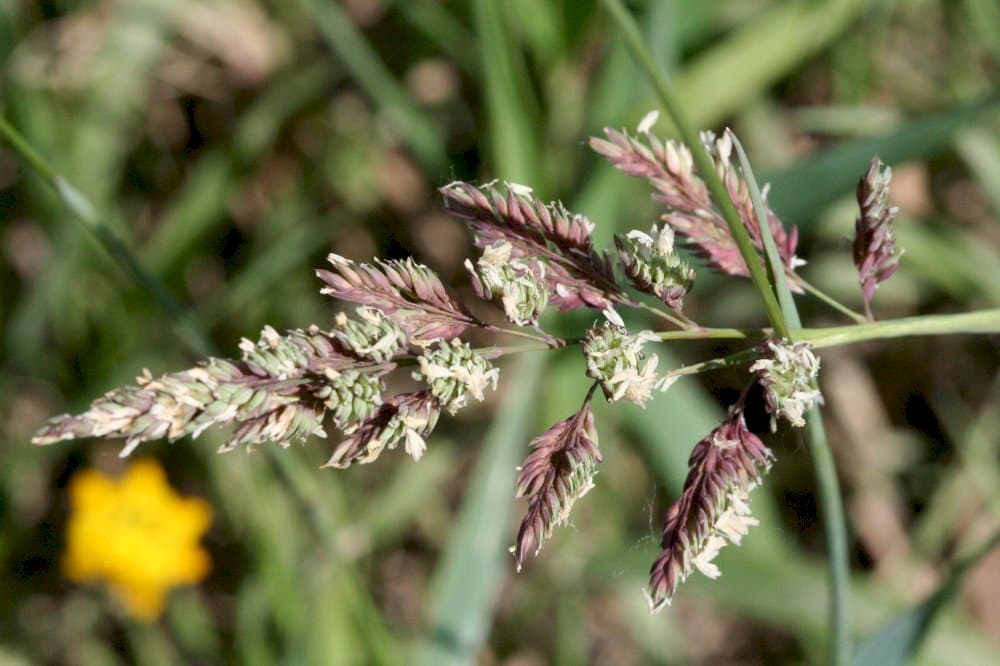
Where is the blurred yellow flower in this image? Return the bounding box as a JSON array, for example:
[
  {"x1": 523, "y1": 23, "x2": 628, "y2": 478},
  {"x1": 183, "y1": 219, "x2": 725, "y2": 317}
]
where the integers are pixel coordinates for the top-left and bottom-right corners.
[{"x1": 63, "y1": 460, "x2": 212, "y2": 620}]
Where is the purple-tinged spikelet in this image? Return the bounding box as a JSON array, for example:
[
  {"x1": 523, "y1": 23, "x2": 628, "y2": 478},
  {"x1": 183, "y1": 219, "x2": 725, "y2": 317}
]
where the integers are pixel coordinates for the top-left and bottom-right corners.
[
  {"x1": 465, "y1": 240, "x2": 549, "y2": 327},
  {"x1": 853, "y1": 156, "x2": 901, "y2": 319},
  {"x1": 646, "y1": 408, "x2": 773, "y2": 611},
  {"x1": 590, "y1": 126, "x2": 801, "y2": 286},
  {"x1": 324, "y1": 390, "x2": 440, "y2": 468},
  {"x1": 32, "y1": 324, "x2": 392, "y2": 457},
  {"x1": 317, "y1": 254, "x2": 478, "y2": 345},
  {"x1": 614, "y1": 224, "x2": 695, "y2": 311},
  {"x1": 512, "y1": 402, "x2": 601, "y2": 571},
  {"x1": 440, "y1": 181, "x2": 628, "y2": 312}
]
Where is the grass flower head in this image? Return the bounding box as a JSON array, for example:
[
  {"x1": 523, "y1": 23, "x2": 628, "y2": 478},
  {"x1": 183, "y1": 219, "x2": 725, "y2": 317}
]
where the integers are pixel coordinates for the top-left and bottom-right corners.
[{"x1": 750, "y1": 340, "x2": 822, "y2": 430}]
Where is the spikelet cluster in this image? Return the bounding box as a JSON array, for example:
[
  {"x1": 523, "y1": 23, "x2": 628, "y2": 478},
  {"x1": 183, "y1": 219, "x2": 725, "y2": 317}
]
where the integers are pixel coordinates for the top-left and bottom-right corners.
[
  {"x1": 582, "y1": 311, "x2": 672, "y2": 407},
  {"x1": 466, "y1": 240, "x2": 549, "y2": 327},
  {"x1": 317, "y1": 254, "x2": 477, "y2": 345},
  {"x1": 325, "y1": 390, "x2": 441, "y2": 467},
  {"x1": 750, "y1": 340, "x2": 822, "y2": 430},
  {"x1": 414, "y1": 338, "x2": 500, "y2": 414},
  {"x1": 34, "y1": 323, "x2": 388, "y2": 457},
  {"x1": 615, "y1": 224, "x2": 695, "y2": 311},
  {"x1": 853, "y1": 156, "x2": 901, "y2": 319},
  {"x1": 440, "y1": 180, "x2": 625, "y2": 312},
  {"x1": 512, "y1": 402, "x2": 601, "y2": 571},
  {"x1": 646, "y1": 409, "x2": 774, "y2": 611},
  {"x1": 590, "y1": 123, "x2": 801, "y2": 283}
]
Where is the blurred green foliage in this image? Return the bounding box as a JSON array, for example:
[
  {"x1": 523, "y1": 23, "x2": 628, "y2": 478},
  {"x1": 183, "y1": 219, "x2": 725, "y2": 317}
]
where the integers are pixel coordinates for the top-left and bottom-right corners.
[{"x1": 0, "y1": 0, "x2": 998, "y2": 663}]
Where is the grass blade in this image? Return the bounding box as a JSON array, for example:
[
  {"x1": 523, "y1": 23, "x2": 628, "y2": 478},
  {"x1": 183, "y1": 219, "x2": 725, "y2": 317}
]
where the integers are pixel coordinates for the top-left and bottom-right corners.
[
  {"x1": 0, "y1": 117, "x2": 215, "y2": 356},
  {"x1": 766, "y1": 94, "x2": 1000, "y2": 225},
  {"x1": 854, "y1": 532, "x2": 1000, "y2": 666},
  {"x1": 732, "y1": 131, "x2": 851, "y2": 664},
  {"x1": 414, "y1": 355, "x2": 544, "y2": 665},
  {"x1": 296, "y1": 0, "x2": 447, "y2": 172},
  {"x1": 471, "y1": 0, "x2": 541, "y2": 187}
]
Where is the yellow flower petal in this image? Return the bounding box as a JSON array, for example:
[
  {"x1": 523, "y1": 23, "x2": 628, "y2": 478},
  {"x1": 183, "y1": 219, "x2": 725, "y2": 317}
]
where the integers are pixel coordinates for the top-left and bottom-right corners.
[{"x1": 62, "y1": 460, "x2": 212, "y2": 621}]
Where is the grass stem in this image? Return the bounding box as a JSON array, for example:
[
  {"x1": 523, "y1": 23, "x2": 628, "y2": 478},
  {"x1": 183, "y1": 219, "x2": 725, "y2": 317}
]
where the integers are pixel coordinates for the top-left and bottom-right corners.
[
  {"x1": 794, "y1": 275, "x2": 869, "y2": 324},
  {"x1": 0, "y1": 116, "x2": 216, "y2": 357},
  {"x1": 600, "y1": 0, "x2": 789, "y2": 339},
  {"x1": 731, "y1": 129, "x2": 849, "y2": 664}
]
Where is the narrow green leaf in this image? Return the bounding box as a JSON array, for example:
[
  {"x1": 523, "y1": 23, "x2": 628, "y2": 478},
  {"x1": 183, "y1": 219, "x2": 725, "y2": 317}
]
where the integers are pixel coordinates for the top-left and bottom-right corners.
[
  {"x1": 386, "y1": 0, "x2": 478, "y2": 74},
  {"x1": 766, "y1": 95, "x2": 1000, "y2": 226},
  {"x1": 296, "y1": 0, "x2": 447, "y2": 172},
  {"x1": 729, "y1": 131, "x2": 801, "y2": 328},
  {"x1": 413, "y1": 356, "x2": 544, "y2": 666},
  {"x1": 854, "y1": 532, "x2": 1000, "y2": 666},
  {"x1": 471, "y1": 0, "x2": 541, "y2": 187},
  {"x1": 0, "y1": 117, "x2": 215, "y2": 356},
  {"x1": 728, "y1": 129, "x2": 851, "y2": 665}
]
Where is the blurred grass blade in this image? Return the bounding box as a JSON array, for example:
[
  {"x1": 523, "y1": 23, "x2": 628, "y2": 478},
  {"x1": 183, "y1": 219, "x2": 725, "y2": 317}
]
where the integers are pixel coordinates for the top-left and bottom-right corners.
[
  {"x1": 503, "y1": 0, "x2": 563, "y2": 66},
  {"x1": 386, "y1": 0, "x2": 477, "y2": 73},
  {"x1": 296, "y1": 0, "x2": 447, "y2": 172},
  {"x1": 471, "y1": 0, "x2": 541, "y2": 187},
  {"x1": 672, "y1": 0, "x2": 869, "y2": 129},
  {"x1": 360, "y1": 445, "x2": 454, "y2": 548},
  {"x1": 767, "y1": 94, "x2": 1000, "y2": 225},
  {"x1": 414, "y1": 355, "x2": 544, "y2": 665},
  {"x1": 955, "y1": 127, "x2": 1000, "y2": 216},
  {"x1": 854, "y1": 532, "x2": 1000, "y2": 666},
  {"x1": 143, "y1": 62, "x2": 336, "y2": 275},
  {"x1": 0, "y1": 116, "x2": 215, "y2": 356}
]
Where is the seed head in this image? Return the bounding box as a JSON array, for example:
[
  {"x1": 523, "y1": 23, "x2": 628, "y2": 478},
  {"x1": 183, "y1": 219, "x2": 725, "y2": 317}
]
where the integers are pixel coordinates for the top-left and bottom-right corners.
[
  {"x1": 646, "y1": 408, "x2": 773, "y2": 611},
  {"x1": 615, "y1": 224, "x2": 695, "y2": 311},
  {"x1": 466, "y1": 240, "x2": 549, "y2": 327},
  {"x1": 853, "y1": 156, "x2": 901, "y2": 319},
  {"x1": 512, "y1": 403, "x2": 601, "y2": 571},
  {"x1": 591, "y1": 126, "x2": 802, "y2": 283},
  {"x1": 582, "y1": 315, "x2": 669, "y2": 407},
  {"x1": 440, "y1": 180, "x2": 625, "y2": 312},
  {"x1": 32, "y1": 325, "x2": 388, "y2": 456},
  {"x1": 414, "y1": 339, "x2": 499, "y2": 414},
  {"x1": 750, "y1": 340, "x2": 822, "y2": 430}
]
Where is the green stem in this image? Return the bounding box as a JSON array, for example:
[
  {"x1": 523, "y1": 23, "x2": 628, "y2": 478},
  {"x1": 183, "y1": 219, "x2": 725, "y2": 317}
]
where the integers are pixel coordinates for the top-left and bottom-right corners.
[
  {"x1": 600, "y1": 0, "x2": 788, "y2": 339},
  {"x1": 794, "y1": 275, "x2": 868, "y2": 324},
  {"x1": 661, "y1": 347, "x2": 759, "y2": 380},
  {"x1": 802, "y1": 309, "x2": 1000, "y2": 348},
  {"x1": 636, "y1": 301, "x2": 691, "y2": 329},
  {"x1": 390, "y1": 309, "x2": 1000, "y2": 376},
  {"x1": 483, "y1": 324, "x2": 554, "y2": 345},
  {"x1": 731, "y1": 128, "x2": 848, "y2": 665},
  {"x1": 803, "y1": 407, "x2": 850, "y2": 666},
  {"x1": 0, "y1": 116, "x2": 216, "y2": 357}
]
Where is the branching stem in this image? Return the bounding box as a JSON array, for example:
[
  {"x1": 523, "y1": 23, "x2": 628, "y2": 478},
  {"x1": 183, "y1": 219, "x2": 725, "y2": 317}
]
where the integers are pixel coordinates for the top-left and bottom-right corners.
[{"x1": 793, "y1": 275, "x2": 869, "y2": 324}]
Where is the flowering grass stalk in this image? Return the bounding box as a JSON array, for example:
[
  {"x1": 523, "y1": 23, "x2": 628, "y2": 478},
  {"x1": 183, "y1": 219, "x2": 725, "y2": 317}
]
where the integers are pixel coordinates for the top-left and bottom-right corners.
[{"x1": 10, "y1": 23, "x2": 1000, "y2": 664}]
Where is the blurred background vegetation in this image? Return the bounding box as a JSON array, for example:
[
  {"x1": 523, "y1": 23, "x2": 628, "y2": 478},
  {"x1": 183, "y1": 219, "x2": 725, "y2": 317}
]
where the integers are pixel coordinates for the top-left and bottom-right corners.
[{"x1": 0, "y1": 0, "x2": 998, "y2": 663}]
